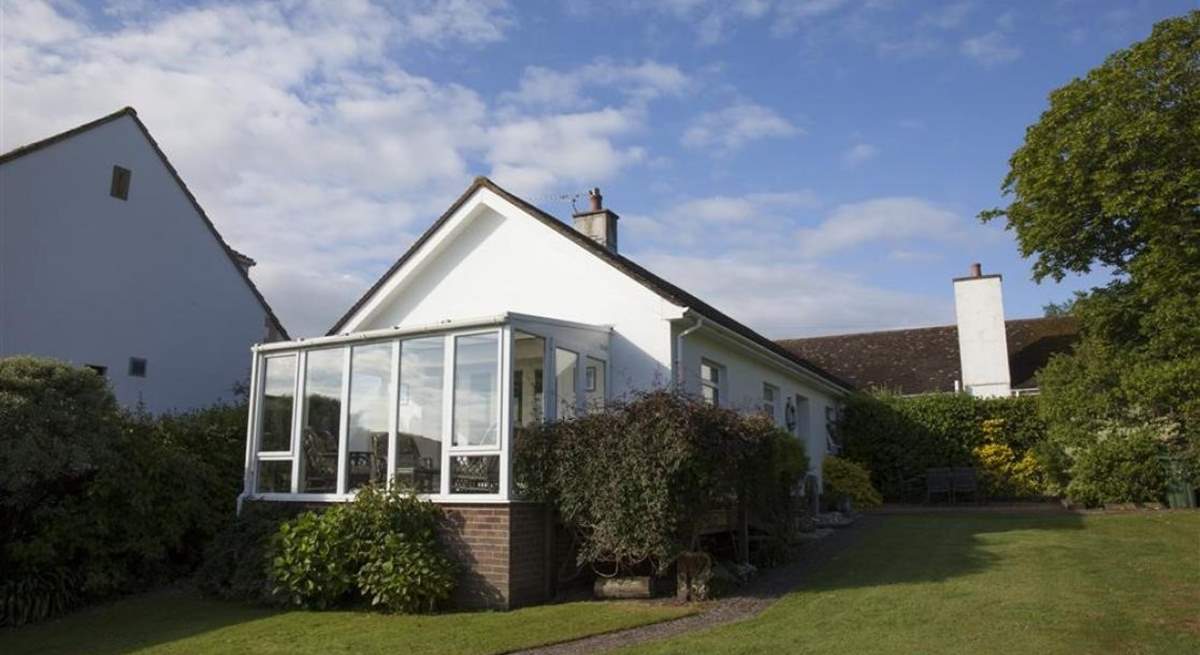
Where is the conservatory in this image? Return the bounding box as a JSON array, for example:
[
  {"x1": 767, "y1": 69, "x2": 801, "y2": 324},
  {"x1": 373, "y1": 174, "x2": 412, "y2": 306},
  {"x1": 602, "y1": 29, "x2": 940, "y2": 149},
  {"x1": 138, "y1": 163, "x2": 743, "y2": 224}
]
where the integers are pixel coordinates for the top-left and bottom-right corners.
[{"x1": 240, "y1": 313, "x2": 611, "y2": 505}]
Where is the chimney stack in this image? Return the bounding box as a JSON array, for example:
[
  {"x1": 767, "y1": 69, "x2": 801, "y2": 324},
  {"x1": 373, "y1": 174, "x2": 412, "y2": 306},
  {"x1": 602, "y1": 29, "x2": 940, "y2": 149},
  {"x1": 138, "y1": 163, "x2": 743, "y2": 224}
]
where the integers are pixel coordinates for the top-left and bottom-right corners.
[
  {"x1": 952, "y1": 263, "x2": 1011, "y2": 398},
  {"x1": 572, "y1": 187, "x2": 619, "y2": 252}
]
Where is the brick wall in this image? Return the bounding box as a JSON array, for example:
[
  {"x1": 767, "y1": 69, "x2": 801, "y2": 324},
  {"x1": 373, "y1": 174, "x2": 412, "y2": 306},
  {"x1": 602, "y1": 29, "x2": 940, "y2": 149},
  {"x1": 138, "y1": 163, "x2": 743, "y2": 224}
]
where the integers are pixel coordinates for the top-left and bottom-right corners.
[
  {"x1": 246, "y1": 499, "x2": 551, "y2": 611},
  {"x1": 438, "y1": 502, "x2": 549, "y2": 610}
]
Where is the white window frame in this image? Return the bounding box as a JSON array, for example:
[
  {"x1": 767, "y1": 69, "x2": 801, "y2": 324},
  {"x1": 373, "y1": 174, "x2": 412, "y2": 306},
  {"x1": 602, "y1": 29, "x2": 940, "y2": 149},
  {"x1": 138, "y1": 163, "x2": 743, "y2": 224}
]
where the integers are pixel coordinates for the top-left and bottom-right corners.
[
  {"x1": 762, "y1": 382, "x2": 779, "y2": 423},
  {"x1": 700, "y1": 359, "x2": 723, "y2": 406},
  {"x1": 444, "y1": 328, "x2": 507, "y2": 499}
]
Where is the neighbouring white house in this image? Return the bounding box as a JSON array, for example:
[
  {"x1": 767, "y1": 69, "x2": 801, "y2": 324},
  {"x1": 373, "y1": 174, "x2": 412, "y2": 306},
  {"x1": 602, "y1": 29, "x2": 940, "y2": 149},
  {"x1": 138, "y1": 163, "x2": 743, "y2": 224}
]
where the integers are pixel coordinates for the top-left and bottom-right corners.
[
  {"x1": 0, "y1": 108, "x2": 288, "y2": 412},
  {"x1": 239, "y1": 176, "x2": 851, "y2": 608}
]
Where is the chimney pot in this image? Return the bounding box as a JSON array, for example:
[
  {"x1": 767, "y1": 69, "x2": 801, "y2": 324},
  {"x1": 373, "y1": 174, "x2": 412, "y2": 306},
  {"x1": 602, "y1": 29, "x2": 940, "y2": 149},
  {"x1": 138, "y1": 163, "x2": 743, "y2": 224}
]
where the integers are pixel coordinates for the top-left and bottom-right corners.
[
  {"x1": 588, "y1": 187, "x2": 603, "y2": 212},
  {"x1": 970, "y1": 262, "x2": 982, "y2": 278}
]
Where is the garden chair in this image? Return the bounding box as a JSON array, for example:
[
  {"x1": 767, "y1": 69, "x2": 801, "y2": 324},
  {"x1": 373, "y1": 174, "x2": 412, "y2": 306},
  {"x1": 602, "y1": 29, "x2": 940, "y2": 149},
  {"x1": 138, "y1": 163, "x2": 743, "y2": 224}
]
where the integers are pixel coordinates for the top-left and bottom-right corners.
[
  {"x1": 951, "y1": 467, "x2": 981, "y2": 504},
  {"x1": 926, "y1": 468, "x2": 953, "y2": 504}
]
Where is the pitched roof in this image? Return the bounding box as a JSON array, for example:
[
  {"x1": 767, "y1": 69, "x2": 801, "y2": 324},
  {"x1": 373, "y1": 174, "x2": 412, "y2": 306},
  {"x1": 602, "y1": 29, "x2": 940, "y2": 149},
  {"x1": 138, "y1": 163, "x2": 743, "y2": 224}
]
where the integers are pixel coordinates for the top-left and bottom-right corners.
[
  {"x1": 0, "y1": 107, "x2": 289, "y2": 340},
  {"x1": 329, "y1": 176, "x2": 851, "y2": 392},
  {"x1": 775, "y1": 316, "x2": 1079, "y2": 395}
]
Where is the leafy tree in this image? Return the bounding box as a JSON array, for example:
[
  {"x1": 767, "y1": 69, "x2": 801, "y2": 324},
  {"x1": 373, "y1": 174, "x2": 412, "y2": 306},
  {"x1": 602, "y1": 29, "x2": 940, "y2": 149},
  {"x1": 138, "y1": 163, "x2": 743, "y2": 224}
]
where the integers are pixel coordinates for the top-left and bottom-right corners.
[{"x1": 982, "y1": 11, "x2": 1200, "y2": 502}]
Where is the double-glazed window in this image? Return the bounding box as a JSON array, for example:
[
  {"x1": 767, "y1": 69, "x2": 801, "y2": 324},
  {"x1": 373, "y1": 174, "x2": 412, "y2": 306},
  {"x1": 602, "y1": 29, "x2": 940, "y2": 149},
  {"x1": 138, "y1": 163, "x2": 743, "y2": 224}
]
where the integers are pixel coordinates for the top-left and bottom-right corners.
[
  {"x1": 700, "y1": 360, "x2": 722, "y2": 406},
  {"x1": 252, "y1": 329, "x2": 503, "y2": 498},
  {"x1": 762, "y1": 383, "x2": 779, "y2": 422}
]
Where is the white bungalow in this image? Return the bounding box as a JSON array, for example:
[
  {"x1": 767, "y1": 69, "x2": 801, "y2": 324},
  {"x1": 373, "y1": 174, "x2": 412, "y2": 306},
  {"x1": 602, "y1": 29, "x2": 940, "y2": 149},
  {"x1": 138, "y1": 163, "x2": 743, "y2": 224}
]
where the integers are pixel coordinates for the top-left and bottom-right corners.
[{"x1": 240, "y1": 177, "x2": 851, "y2": 608}]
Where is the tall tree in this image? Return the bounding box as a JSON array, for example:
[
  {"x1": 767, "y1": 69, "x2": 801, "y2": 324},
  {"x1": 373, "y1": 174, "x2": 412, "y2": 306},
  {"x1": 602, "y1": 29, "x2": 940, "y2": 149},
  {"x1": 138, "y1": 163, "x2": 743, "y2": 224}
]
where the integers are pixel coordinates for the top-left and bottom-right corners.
[{"x1": 982, "y1": 11, "x2": 1200, "y2": 502}]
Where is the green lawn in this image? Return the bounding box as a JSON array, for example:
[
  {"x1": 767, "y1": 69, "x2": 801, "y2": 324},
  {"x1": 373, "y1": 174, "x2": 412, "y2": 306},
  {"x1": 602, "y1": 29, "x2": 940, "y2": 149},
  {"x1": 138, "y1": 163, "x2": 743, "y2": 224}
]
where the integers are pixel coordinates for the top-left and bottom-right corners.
[
  {"x1": 622, "y1": 511, "x2": 1200, "y2": 655},
  {"x1": 0, "y1": 589, "x2": 696, "y2": 655}
]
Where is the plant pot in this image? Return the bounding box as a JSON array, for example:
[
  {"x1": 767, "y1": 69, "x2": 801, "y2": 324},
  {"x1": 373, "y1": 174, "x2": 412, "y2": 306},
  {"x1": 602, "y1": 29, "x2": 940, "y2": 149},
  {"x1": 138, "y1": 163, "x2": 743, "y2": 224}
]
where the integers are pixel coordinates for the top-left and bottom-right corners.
[{"x1": 594, "y1": 576, "x2": 653, "y2": 599}]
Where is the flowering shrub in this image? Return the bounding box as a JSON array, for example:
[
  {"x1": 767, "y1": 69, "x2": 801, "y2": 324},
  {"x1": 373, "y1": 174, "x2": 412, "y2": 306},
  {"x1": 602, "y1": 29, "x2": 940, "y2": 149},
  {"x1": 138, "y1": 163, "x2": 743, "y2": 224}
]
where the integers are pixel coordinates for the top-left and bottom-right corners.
[{"x1": 822, "y1": 456, "x2": 882, "y2": 508}]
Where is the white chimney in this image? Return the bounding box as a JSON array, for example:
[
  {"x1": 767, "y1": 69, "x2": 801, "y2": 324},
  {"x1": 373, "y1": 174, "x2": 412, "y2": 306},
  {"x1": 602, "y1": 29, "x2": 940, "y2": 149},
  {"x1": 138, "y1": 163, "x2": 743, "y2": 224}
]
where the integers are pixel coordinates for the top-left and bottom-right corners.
[
  {"x1": 953, "y1": 263, "x2": 1011, "y2": 398},
  {"x1": 572, "y1": 188, "x2": 619, "y2": 252}
]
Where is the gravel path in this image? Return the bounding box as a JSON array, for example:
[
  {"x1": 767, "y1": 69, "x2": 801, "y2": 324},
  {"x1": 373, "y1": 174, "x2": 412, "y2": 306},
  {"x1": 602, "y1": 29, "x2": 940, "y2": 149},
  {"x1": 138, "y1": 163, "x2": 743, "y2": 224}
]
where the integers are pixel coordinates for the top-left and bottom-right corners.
[{"x1": 510, "y1": 517, "x2": 877, "y2": 655}]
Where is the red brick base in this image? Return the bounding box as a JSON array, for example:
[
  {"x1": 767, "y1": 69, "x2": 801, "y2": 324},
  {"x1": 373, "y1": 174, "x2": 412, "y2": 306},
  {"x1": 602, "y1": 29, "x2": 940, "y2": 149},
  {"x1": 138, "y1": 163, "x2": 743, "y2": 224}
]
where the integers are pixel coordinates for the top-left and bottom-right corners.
[{"x1": 438, "y1": 502, "x2": 550, "y2": 609}]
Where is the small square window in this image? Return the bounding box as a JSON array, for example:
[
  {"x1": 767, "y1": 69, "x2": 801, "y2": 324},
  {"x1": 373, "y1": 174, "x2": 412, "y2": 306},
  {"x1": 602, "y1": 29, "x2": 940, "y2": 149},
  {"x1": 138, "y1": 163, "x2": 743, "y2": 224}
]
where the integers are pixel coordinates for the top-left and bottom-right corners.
[
  {"x1": 110, "y1": 165, "x2": 132, "y2": 200},
  {"x1": 700, "y1": 359, "x2": 722, "y2": 406},
  {"x1": 128, "y1": 357, "x2": 147, "y2": 377},
  {"x1": 85, "y1": 364, "x2": 108, "y2": 377}
]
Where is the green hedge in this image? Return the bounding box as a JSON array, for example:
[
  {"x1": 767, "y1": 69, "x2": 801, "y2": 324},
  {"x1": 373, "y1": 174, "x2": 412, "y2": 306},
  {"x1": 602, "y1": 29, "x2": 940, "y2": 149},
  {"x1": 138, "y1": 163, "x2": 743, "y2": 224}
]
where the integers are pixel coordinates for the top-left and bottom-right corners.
[
  {"x1": 514, "y1": 391, "x2": 807, "y2": 575},
  {"x1": 0, "y1": 357, "x2": 249, "y2": 626},
  {"x1": 837, "y1": 393, "x2": 1050, "y2": 502}
]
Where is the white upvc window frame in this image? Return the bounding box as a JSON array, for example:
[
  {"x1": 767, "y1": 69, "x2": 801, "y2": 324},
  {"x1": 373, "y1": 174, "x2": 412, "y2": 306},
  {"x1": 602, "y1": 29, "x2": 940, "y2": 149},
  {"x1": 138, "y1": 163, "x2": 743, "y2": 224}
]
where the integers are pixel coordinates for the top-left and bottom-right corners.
[
  {"x1": 762, "y1": 382, "x2": 779, "y2": 423},
  {"x1": 250, "y1": 352, "x2": 301, "y2": 495},
  {"x1": 700, "y1": 358, "x2": 723, "y2": 406},
  {"x1": 443, "y1": 327, "x2": 508, "y2": 499}
]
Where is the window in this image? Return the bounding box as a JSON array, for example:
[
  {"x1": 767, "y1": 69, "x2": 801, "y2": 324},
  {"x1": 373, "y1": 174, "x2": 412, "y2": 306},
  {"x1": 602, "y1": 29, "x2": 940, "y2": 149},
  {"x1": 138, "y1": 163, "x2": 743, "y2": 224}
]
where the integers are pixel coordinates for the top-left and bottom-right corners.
[
  {"x1": 513, "y1": 332, "x2": 546, "y2": 427},
  {"x1": 110, "y1": 165, "x2": 131, "y2": 200},
  {"x1": 258, "y1": 355, "x2": 295, "y2": 453},
  {"x1": 700, "y1": 360, "x2": 722, "y2": 406},
  {"x1": 128, "y1": 357, "x2": 147, "y2": 377},
  {"x1": 762, "y1": 383, "x2": 778, "y2": 422},
  {"x1": 346, "y1": 343, "x2": 393, "y2": 491},
  {"x1": 450, "y1": 455, "x2": 500, "y2": 494},
  {"x1": 299, "y1": 348, "x2": 345, "y2": 494},
  {"x1": 794, "y1": 394, "x2": 811, "y2": 440},
  {"x1": 585, "y1": 357, "x2": 605, "y2": 413},
  {"x1": 85, "y1": 364, "x2": 107, "y2": 377},
  {"x1": 452, "y1": 333, "x2": 499, "y2": 448},
  {"x1": 397, "y1": 337, "x2": 444, "y2": 494},
  {"x1": 555, "y1": 348, "x2": 578, "y2": 418}
]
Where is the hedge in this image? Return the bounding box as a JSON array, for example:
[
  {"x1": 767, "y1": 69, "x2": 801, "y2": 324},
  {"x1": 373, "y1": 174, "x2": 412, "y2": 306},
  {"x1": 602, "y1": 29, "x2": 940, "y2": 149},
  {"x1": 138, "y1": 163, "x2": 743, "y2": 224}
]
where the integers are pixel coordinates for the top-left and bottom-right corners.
[
  {"x1": 513, "y1": 391, "x2": 808, "y2": 576},
  {"x1": 836, "y1": 392, "x2": 1050, "y2": 502},
  {"x1": 0, "y1": 357, "x2": 249, "y2": 626}
]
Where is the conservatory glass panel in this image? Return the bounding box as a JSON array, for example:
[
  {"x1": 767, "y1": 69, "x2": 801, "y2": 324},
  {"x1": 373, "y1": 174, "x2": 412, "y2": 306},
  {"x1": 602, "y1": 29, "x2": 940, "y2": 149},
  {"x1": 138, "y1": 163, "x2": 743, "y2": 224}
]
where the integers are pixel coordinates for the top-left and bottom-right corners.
[
  {"x1": 555, "y1": 348, "x2": 578, "y2": 419},
  {"x1": 346, "y1": 343, "x2": 393, "y2": 491},
  {"x1": 450, "y1": 455, "x2": 500, "y2": 494},
  {"x1": 396, "y1": 337, "x2": 444, "y2": 494},
  {"x1": 299, "y1": 348, "x2": 344, "y2": 493},
  {"x1": 584, "y1": 357, "x2": 605, "y2": 413},
  {"x1": 256, "y1": 460, "x2": 293, "y2": 494},
  {"x1": 452, "y1": 333, "x2": 499, "y2": 448},
  {"x1": 259, "y1": 355, "x2": 295, "y2": 452}
]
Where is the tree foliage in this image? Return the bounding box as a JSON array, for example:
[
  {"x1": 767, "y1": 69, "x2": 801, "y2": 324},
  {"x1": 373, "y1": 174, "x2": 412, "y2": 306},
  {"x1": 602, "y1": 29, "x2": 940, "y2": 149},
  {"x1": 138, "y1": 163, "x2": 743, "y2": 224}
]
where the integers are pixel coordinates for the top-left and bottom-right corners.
[
  {"x1": 0, "y1": 356, "x2": 251, "y2": 625},
  {"x1": 982, "y1": 11, "x2": 1200, "y2": 503}
]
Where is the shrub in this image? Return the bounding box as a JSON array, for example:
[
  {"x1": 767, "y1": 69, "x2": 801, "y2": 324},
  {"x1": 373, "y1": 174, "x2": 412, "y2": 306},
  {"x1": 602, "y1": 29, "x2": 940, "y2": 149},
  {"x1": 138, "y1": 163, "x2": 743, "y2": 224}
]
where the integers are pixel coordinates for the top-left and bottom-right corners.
[
  {"x1": 268, "y1": 486, "x2": 455, "y2": 612},
  {"x1": 196, "y1": 503, "x2": 298, "y2": 602},
  {"x1": 822, "y1": 456, "x2": 882, "y2": 508},
  {"x1": 1067, "y1": 425, "x2": 1167, "y2": 507},
  {"x1": 515, "y1": 391, "x2": 803, "y2": 576},
  {"x1": 838, "y1": 392, "x2": 1050, "y2": 502},
  {"x1": 0, "y1": 356, "x2": 251, "y2": 626}
]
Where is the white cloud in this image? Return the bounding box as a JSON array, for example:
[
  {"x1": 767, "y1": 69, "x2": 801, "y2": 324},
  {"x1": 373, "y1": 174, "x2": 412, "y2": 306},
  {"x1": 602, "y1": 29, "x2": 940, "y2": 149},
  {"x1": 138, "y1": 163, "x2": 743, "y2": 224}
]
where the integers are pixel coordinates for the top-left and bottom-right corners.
[
  {"x1": 486, "y1": 108, "x2": 646, "y2": 197},
  {"x1": 771, "y1": 0, "x2": 852, "y2": 36},
  {"x1": 501, "y1": 60, "x2": 689, "y2": 110},
  {"x1": 682, "y1": 102, "x2": 800, "y2": 152},
  {"x1": 920, "y1": 2, "x2": 974, "y2": 30},
  {"x1": 961, "y1": 31, "x2": 1022, "y2": 66},
  {"x1": 1, "y1": 0, "x2": 654, "y2": 338},
  {"x1": 841, "y1": 143, "x2": 879, "y2": 168},
  {"x1": 624, "y1": 190, "x2": 819, "y2": 251},
  {"x1": 633, "y1": 252, "x2": 950, "y2": 337},
  {"x1": 797, "y1": 197, "x2": 966, "y2": 258}
]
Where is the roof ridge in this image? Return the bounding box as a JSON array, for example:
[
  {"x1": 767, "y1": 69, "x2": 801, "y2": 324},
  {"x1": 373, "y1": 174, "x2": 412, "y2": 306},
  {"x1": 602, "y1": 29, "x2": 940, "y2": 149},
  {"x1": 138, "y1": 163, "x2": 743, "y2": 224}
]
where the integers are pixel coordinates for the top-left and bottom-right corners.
[
  {"x1": 328, "y1": 176, "x2": 851, "y2": 391},
  {"x1": 777, "y1": 315, "x2": 1078, "y2": 343},
  {"x1": 0, "y1": 107, "x2": 137, "y2": 165}
]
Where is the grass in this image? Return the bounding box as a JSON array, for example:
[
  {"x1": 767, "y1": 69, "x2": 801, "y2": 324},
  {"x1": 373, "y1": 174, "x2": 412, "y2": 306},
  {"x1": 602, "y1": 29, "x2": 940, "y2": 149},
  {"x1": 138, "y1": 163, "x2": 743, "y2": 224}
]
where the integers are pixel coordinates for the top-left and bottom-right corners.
[
  {"x1": 0, "y1": 589, "x2": 697, "y2": 655},
  {"x1": 621, "y1": 511, "x2": 1200, "y2": 655}
]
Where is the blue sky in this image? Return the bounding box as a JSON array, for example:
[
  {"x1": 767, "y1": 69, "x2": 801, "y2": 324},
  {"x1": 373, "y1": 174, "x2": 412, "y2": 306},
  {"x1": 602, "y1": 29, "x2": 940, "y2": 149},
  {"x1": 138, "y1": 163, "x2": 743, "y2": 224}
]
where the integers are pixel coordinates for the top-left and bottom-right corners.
[{"x1": 3, "y1": 1, "x2": 1196, "y2": 337}]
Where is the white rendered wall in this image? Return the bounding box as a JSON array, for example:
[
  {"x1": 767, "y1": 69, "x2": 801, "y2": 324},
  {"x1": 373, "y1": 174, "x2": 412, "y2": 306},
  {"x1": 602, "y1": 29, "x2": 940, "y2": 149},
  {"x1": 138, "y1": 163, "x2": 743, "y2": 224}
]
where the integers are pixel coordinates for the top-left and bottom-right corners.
[
  {"x1": 953, "y1": 275, "x2": 1011, "y2": 398},
  {"x1": 0, "y1": 115, "x2": 273, "y2": 412},
  {"x1": 673, "y1": 328, "x2": 839, "y2": 488},
  {"x1": 348, "y1": 190, "x2": 684, "y2": 399}
]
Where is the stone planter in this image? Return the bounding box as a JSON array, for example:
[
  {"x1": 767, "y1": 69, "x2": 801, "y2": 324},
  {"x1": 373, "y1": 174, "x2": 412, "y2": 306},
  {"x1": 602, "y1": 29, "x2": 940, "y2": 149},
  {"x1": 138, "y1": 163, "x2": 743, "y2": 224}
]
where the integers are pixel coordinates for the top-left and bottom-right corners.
[{"x1": 594, "y1": 576, "x2": 653, "y2": 599}]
